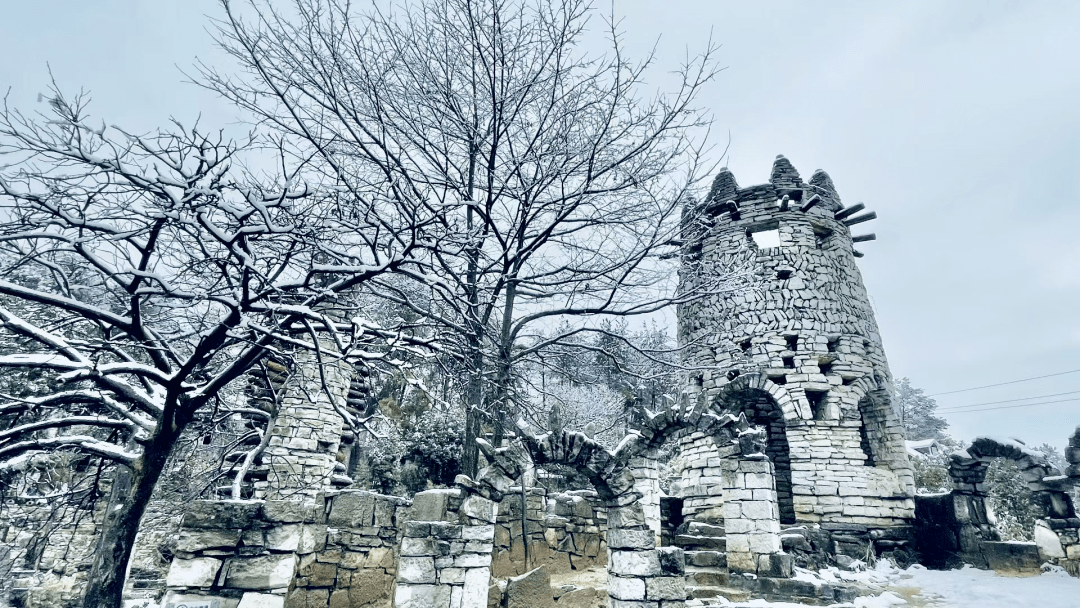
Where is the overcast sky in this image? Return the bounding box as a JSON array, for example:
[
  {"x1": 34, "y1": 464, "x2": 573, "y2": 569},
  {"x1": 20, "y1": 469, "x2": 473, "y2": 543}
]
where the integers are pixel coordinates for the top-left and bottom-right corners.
[{"x1": 2, "y1": 1, "x2": 1078, "y2": 449}]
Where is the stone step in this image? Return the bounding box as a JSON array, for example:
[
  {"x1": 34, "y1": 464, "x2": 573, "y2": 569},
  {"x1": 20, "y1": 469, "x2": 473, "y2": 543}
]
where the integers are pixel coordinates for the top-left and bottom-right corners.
[
  {"x1": 685, "y1": 550, "x2": 727, "y2": 569},
  {"x1": 687, "y1": 585, "x2": 752, "y2": 602},
  {"x1": 686, "y1": 522, "x2": 726, "y2": 537},
  {"x1": 685, "y1": 568, "x2": 729, "y2": 588},
  {"x1": 674, "y1": 534, "x2": 726, "y2": 550}
]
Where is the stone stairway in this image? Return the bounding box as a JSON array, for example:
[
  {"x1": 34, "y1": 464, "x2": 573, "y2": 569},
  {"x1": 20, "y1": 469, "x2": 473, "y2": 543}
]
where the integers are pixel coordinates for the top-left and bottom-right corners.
[{"x1": 671, "y1": 522, "x2": 751, "y2": 602}]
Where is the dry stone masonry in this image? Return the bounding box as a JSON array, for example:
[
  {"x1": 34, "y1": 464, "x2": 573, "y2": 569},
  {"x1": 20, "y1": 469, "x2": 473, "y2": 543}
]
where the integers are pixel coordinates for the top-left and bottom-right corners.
[{"x1": 675, "y1": 157, "x2": 916, "y2": 553}]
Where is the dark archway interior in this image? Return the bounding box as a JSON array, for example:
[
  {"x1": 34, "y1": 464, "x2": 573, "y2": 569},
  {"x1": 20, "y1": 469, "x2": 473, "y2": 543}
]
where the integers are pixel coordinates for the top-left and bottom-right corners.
[
  {"x1": 856, "y1": 393, "x2": 892, "y2": 467},
  {"x1": 720, "y1": 389, "x2": 795, "y2": 525}
]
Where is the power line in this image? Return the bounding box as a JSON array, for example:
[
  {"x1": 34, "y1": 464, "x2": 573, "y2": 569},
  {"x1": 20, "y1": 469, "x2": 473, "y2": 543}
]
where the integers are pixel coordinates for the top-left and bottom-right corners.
[
  {"x1": 941, "y1": 397, "x2": 1080, "y2": 415},
  {"x1": 926, "y1": 368, "x2": 1080, "y2": 397},
  {"x1": 936, "y1": 389, "x2": 1080, "y2": 411}
]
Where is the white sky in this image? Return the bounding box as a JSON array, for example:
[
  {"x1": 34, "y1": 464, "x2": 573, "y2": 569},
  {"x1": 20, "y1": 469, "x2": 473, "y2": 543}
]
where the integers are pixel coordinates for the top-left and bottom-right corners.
[{"x1": 2, "y1": 0, "x2": 1078, "y2": 449}]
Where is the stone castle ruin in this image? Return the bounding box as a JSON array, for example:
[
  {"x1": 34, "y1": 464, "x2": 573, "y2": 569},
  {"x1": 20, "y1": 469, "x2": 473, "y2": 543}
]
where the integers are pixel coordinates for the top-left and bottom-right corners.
[
  {"x1": 5, "y1": 156, "x2": 1080, "y2": 607},
  {"x1": 671, "y1": 155, "x2": 915, "y2": 545}
]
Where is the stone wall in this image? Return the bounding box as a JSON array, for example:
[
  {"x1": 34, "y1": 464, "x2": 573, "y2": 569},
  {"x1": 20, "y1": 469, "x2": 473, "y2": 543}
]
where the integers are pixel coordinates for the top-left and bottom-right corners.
[
  {"x1": 915, "y1": 433, "x2": 1080, "y2": 575},
  {"x1": 490, "y1": 487, "x2": 608, "y2": 578},
  {"x1": 1, "y1": 493, "x2": 108, "y2": 608},
  {"x1": 161, "y1": 490, "x2": 409, "y2": 608}
]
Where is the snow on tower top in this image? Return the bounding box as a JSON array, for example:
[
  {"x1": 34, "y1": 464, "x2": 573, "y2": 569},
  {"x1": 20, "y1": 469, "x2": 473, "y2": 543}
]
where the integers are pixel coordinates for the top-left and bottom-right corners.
[
  {"x1": 705, "y1": 167, "x2": 739, "y2": 205},
  {"x1": 808, "y1": 169, "x2": 844, "y2": 212},
  {"x1": 769, "y1": 154, "x2": 801, "y2": 189}
]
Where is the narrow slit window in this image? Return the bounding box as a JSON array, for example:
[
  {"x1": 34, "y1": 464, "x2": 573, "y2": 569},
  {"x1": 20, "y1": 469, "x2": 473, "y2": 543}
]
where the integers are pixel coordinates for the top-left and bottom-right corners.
[
  {"x1": 785, "y1": 335, "x2": 799, "y2": 352},
  {"x1": 782, "y1": 356, "x2": 795, "y2": 369},
  {"x1": 806, "y1": 390, "x2": 827, "y2": 420},
  {"x1": 827, "y1": 337, "x2": 840, "y2": 353}
]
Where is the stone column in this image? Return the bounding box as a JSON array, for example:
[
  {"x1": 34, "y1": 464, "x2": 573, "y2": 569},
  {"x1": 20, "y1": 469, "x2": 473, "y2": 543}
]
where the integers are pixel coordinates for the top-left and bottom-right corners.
[
  {"x1": 606, "y1": 502, "x2": 687, "y2": 606},
  {"x1": 393, "y1": 489, "x2": 498, "y2": 608},
  {"x1": 259, "y1": 349, "x2": 350, "y2": 500},
  {"x1": 630, "y1": 456, "x2": 663, "y2": 543},
  {"x1": 721, "y1": 457, "x2": 791, "y2": 577}
]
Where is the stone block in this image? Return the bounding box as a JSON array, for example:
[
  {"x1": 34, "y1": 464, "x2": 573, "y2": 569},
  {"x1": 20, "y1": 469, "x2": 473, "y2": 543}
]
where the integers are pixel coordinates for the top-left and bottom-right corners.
[
  {"x1": 645, "y1": 577, "x2": 685, "y2": 600},
  {"x1": 609, "y1": 550, "x2": 660, "y2": 577},
  {"x1": 394, "y1": 584, "x2": 452, "y2": 608},
  {"x1": 161, "y1": 593, "x2": 239, "y2": 608},
  {"x1": 166, "y1": 557, "x2": 223, "y2": 588},
  {"x1": 328, "y1": 492, "x2": 375, "y2": 528},
  {"x1": 506, "y1": 565, "x2": 554, "y2": 608},
  {"x1": 1035, "y1": 521, "x2": 1066, "y2": 559},
  {"x1": 236, "y1": 593, "x2": 285, "y2": 608},
  {"x1": 607, "y1": 529, "x2": 656, "y2": 550},
  {"x1": 463, "y1": 567, "x2": 491, "y2": 608},
  {"x1": 463, "y1": 524, "x2": 496, "y2": 541},
  {"x1": 224, "y1": 554, "x2": 298, "y2": 590},
  {"x1": 183, "y1": 500, "x2": 264, "y2": 529},
  {"x1": 265, "y1": 525, "x2": 302, "y2": 552},
  {"x1": 461, "y1": 495, "x2": 499, "y2": 523},
  {"x1": 401, "y1": 537, "x2": 449, "y2": 556},
  {"x1": 397, "y1": 556, "x2": 437, "y2": 584},
  {"x1": 656, "y1": 547, "x2": 685, "y2": 575},
  {"x1": 264, "y1": 500, "x2": 320, "y2": 523},
  {"x1": 348, "y1": 569, "x2": 394, "y2": 606},
  {"x1": 175, "y1": 530, "x2": 242, "y2": 553},
  {"x1": 607, "y1": 575, "x2": 646, "y2": 601},
  {"x1": 410, "y1": 489, "x2": 458, "y2": 522}
]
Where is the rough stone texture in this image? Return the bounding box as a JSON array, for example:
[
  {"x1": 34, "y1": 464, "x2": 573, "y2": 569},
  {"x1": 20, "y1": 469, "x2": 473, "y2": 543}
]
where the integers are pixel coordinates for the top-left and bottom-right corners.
[
  {"x1": 505, "y1": 565, "x2": 554, "y2": 608},
  {"x1": 162, "y1": 489, "x2": 408, "y2": 608},
  {"x1": 674, "y1": 158, "x2": 916, "y2": 542},
  {"x1": 391, "y1": 488, "x2": 498, "y2": 608},
  {"x1": 917, "y1": 430, "x2": 1080, "y2": 576},
  {"x1": 491, "y1": 488, "x2": 608, "y2": 578}
]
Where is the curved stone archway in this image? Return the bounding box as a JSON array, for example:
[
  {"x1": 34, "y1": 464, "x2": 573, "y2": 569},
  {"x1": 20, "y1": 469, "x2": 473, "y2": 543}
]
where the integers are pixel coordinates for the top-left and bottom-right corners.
[
  {"x1": 948, "y1": 437, "x2": 1076, "y2": 535},
  {"x1": 459, "y1": 393, "x2": 794, "y2": 606},
  {"x1": 708, "y1": 379, "x2": 796, "y2": 524}
]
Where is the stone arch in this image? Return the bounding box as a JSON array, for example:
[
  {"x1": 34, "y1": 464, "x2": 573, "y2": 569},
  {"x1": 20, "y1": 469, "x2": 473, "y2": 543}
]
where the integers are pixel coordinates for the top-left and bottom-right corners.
[
  {"x1": 846, "y1": 379, "x2": 910, "y2": 472},
  {"x1": 467, "y1": 401, "x2": 792, "y2": 596},
  {"x1": 709, "y1": 376, "x2": 797, "y2": 524},
  {"x1": 712, "y1": 373, "x2": 802, "y2": 421},
  {"x1": 949, "y1": 437, "x2": 1076, "y2": 523}
]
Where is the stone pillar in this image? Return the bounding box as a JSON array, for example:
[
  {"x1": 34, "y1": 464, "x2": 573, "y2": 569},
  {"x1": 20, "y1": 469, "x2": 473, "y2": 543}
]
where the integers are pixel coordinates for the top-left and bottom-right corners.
[
  {"x1": 721, "y1": 457, "x2": 791, "y2": 577},
  {"x1": 630, "y1": 456, "x2": 663, "y2": 542},
  {"x1": 393, "y1": 489, "x2": 497, "y2": 608},
  {"x1": 262, "y1": 349, "x2": 351, "y2": 500},
  {"x1": 606, "y1": 502, "x2": 687, "y2": 606}
]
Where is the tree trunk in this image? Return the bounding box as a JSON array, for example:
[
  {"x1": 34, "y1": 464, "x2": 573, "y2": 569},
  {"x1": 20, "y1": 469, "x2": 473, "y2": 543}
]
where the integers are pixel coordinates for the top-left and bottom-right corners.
[
  {"x1": 461, "y1": 337, "x2": 484, "y2": 479},
  {"x1": 81, "y1": 427, "x2": 177, "y2": 608}
]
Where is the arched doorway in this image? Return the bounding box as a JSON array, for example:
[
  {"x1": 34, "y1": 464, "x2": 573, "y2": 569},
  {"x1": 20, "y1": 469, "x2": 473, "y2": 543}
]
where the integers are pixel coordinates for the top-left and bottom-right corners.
[{"x1": 715, "y1": 387, "x2": 795, "y2": 525}]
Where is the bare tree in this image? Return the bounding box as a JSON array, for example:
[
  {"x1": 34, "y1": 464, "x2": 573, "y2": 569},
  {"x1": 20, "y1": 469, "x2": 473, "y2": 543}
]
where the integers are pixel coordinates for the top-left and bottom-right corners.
[
  {"x1": 204, "y1": 0, "x2": 752, "y2": 476},
  {"x1": 0, "y1": 87, "x2": 432, "y2": 608}
]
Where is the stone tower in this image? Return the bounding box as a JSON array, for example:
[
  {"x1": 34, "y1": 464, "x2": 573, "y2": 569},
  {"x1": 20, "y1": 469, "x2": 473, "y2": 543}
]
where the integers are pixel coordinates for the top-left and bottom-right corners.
[{"x1": 674, "y1": 155, "x2": 915, "y2": 536}]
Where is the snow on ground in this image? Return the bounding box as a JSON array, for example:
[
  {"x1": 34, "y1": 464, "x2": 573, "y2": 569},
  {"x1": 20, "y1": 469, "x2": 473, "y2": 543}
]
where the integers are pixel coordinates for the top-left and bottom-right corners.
[{"x1": 709, "y1": 561, "x2": 1080, "y2": 608}]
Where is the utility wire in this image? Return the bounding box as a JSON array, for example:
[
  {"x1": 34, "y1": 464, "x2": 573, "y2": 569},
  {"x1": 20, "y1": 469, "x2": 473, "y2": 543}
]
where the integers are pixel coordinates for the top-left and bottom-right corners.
[
  {"x1": 936, "y1": 389, "x2": 1080, "y2": 411},
  {"x1": 926, "y1": 368, "x2": 1080, "y2": 397},
  {"x1": 940, "y1": 397, "x2": 1080, "y2": 415}
]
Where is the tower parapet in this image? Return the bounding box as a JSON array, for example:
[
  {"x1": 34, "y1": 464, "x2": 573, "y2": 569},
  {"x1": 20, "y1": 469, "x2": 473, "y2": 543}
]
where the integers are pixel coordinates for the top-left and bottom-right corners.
[{"x1": 675, "y1": 155, "x2": 914, "y2": 533}]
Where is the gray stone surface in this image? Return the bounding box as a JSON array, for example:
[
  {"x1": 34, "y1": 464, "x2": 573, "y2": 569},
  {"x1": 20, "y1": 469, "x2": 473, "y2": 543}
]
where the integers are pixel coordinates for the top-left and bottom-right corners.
[{"x1": 506, "y1": 565, "x2": 554, "y2": 608}]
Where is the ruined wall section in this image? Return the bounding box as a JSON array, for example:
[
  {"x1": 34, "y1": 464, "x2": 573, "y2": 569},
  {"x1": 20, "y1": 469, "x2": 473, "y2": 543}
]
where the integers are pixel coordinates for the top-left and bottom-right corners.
[
  {"x1": 489, "y1": 487, "x2": 608, "y2": 578},
  {"x1": 677, "y1": 156, "x2": 915, "y2": 530}
]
